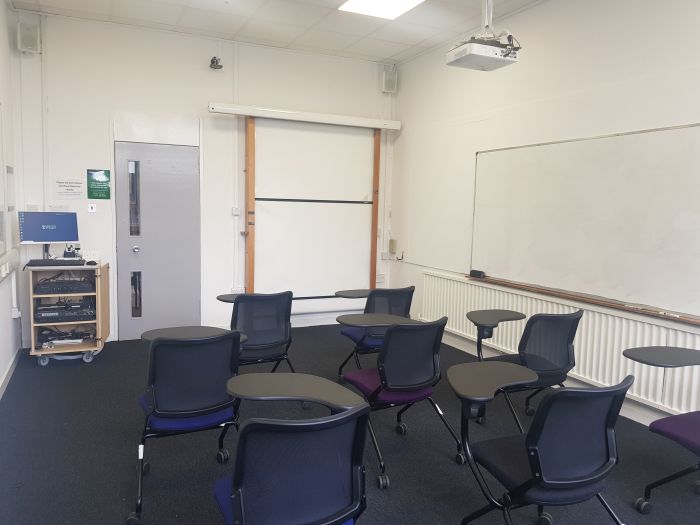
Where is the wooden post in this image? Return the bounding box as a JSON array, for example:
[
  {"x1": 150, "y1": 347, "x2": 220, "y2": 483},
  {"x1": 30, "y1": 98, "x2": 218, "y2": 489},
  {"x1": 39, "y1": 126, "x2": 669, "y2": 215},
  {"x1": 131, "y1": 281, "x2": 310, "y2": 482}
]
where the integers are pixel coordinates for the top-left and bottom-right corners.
[
  {"x1": 245, "y1": 116, "x2": 256, "y2": 292},
  {"x1": 370, "y1": 129, "x2": 381, "y2": 289}
]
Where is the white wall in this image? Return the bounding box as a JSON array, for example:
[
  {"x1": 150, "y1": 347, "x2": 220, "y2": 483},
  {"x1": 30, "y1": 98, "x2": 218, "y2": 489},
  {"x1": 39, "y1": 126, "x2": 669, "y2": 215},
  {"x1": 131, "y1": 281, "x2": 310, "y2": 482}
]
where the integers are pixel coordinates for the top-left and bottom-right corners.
[
  {"x1": 389, "y1": 0, "x2": 700, "y2": 317},
  {"x1": 17, "y1": 14, "x2": 392, "y2": 341},
  {"x1": 0, "y1": 0, "x2": 21, "y2": 390}
]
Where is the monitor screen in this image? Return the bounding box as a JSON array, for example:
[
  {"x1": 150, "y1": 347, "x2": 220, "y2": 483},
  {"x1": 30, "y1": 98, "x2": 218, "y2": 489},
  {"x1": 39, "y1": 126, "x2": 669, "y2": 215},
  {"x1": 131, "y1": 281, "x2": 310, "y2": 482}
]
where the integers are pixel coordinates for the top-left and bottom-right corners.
[{"x1": 18, "y1": 211, "x2": 79, "y2": 244}]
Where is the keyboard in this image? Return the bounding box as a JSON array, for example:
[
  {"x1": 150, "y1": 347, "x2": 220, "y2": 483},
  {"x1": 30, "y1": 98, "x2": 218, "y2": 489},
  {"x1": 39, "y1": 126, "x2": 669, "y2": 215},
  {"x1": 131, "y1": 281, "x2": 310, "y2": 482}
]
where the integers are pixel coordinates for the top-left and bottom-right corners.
[{"x1": 27, "y1": 259, "x2": 86, "y2": 267}]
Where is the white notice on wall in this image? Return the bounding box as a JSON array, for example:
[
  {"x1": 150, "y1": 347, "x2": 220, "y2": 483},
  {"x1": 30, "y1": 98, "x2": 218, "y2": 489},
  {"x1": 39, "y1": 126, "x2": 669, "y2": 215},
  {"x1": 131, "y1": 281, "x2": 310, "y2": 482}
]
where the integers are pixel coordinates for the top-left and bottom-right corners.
[{"x1": 54, "y1": 178, "x2": 85, "y2": 199}]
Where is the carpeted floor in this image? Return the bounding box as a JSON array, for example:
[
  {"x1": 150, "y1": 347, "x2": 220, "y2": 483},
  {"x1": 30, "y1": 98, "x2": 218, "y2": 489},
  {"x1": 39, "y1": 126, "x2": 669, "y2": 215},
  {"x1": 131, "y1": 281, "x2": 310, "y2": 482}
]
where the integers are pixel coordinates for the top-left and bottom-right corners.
[{"x1": 1, "y1": 325, "x2": 698, "y2": 524}]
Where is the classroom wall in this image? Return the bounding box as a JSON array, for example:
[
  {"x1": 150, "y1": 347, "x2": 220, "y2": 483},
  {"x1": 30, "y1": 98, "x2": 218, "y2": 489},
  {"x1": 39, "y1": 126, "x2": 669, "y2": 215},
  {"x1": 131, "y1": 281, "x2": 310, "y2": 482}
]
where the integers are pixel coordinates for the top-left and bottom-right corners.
[
  {"x1": 16, "y1": 13, "x2": 392, "y2": 343},
  {"x1": 388, "y1": 0, "x2": 700, "y2": 316},
  {"x1": 0, "y1": 0, "x2": 21, "y2": 389}
]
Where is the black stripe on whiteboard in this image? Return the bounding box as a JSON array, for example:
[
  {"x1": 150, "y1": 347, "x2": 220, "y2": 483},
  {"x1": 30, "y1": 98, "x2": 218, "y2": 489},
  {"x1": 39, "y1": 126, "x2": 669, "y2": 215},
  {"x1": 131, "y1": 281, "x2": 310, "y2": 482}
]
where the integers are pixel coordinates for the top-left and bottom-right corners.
[
  {"x1": 255, "y1": 197, "x2": 372, "y2": 205},
  {"x1": 293, "y1": 295, "x2": 336, "y2": 300}
]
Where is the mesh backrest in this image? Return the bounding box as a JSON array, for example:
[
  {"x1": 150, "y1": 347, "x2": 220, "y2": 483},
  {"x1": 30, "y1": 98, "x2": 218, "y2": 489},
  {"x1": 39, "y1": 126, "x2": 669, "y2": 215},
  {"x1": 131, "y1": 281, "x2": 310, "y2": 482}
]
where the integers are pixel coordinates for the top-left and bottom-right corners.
[
  {"x1": 232, "y1": 292, "x2": 293, "y2": 348},
  {"x1": 518, "y1": 310, "x2": 583, "y2": 372},
  {"x1": 378, "y1": 317, "x2": 447, "y2": 391},
  {"x1": 232, "y1": 405, "x2": 369, "y2": 525},
  {"x1": 364, "y1": 286, "x2": 414, "y2": 316},
  {"x1": 526, "y1": 375, "x2": 633, "y2": 487},
  {"x1": 148, "y1": 332, "x2": 240, "y2": 414}
]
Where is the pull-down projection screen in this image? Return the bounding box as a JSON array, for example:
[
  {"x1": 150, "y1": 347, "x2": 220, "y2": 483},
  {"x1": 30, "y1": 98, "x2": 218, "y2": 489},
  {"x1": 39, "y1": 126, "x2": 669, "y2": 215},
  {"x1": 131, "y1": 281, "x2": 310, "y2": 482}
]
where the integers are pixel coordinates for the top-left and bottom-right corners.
[
  {"x1": 471, "y1": 124, "x2": 700, "y2": 317},
  {"x1": 254, "y1": 119, "x2": 374, "y2": 305}
]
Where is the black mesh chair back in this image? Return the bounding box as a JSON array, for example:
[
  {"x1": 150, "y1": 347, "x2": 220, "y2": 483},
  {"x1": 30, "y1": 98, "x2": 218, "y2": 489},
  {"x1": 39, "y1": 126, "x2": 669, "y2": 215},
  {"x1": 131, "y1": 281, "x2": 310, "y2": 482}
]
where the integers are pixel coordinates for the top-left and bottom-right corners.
[
  {"x1": 518, "y1": 310, "x2": 583, "y2": 373},
  {"x1": 364, "y1": 286, "x2": 415, "y2": 316},
  {"x1": 230, "y1": 404, "x2": 370, "y2": 525},
  {"x1": 231, "y1": 291, "x2": 293, "y2": 348},
  {"x1": 526, "y1": 375, "x2": 634, "y2": 488},
  {"x1": 147, "y1": 331, "x2": 240, "y2": 415},
  {"x1": 378, "y1": 317, "x2": 447, "y2": 391}
]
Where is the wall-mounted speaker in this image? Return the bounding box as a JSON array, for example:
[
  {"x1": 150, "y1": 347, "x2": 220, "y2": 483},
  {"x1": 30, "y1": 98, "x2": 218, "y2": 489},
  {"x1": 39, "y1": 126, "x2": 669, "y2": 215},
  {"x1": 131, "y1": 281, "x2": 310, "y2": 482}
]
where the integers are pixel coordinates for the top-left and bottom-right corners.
[
  {"x1": 381, "y1": 65, "x2": 397, "y2": 94},
  {"x1": 17, "y1": 22, "x2": 41, "y2": 54}
]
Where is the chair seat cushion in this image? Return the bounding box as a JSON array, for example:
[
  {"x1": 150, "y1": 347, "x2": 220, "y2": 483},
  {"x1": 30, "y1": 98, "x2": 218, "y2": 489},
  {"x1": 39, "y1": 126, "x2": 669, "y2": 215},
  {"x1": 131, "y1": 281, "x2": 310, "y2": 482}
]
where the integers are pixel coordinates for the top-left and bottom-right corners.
[
  {"x1": 239, "y1": 344, "x2": 287, "y2": 363},
  {"x1": 213, "y1": 476, "x2": 355, "y2": 525},
  {"x1": 139, "y1": 394, "x2": 235, "y2": 433},
  {"x1": 472, "y1": 434, "x2": 606, "y2": 505},
  {"x1": 340, "y1": 327, "x2": 383, "y2": 349},
  {"x1": 485, "y1": 353, "x2": 568, "y2": 387},
  {"x1": 650, "y1": 411, "x2": 700, "y2": 456},
  {"x1": 343, "y1": 368, "x2": 433, "y2": 405}
]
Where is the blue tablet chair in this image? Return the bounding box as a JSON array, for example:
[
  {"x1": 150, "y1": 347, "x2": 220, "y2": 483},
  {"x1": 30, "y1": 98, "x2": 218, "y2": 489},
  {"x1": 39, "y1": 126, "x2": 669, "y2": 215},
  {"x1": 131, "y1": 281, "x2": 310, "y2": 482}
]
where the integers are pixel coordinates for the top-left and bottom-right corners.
[
  {"x1": 461, "y1": 376, "x2": 634, "y2": 525},
  {"x1": 126, "y1": 331, "x2": 241, "y2": 525},
  {"x1": 337, "y1": 286, "x2": 415, "y2": 377},
  {"x1": 213, "y1": 404, "x2": 370, "y2": 525},
  {"x1": 342, "y1": 317, "x2": 465, "y2": 488},
  {"x1": 231, "y1": 291, "x2": 294, "y2": 372}
]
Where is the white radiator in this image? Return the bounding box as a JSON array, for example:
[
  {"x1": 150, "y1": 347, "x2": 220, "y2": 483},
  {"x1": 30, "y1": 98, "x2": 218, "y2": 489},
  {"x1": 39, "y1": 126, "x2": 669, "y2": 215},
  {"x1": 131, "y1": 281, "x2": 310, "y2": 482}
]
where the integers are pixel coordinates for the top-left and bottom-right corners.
[{"x1": 422, "y1": 270, "x2": 700, "y2": 414}]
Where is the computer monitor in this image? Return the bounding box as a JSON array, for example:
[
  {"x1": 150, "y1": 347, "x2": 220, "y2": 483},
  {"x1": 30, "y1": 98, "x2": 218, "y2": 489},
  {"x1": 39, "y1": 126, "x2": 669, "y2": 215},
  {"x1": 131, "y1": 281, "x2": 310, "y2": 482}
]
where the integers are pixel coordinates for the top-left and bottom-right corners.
[{"x1": 18, "y1": 211, "x2": 79, "y2": 245}]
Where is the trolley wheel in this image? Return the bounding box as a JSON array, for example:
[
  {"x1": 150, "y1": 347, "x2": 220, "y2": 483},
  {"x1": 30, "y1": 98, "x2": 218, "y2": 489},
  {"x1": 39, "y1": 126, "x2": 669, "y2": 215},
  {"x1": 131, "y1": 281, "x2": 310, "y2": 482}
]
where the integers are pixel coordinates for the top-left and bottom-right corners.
[
  {"x1": 694, "y1": 480, "x2": 700, "y2": 495},
  {"x1": 216, "y1": 449, "x2": 230, "y2": 464},
  {"x1": 125, "y1": 512, "x2": 141, "y2": 525},
  {"x1": 635, "y1": 497, "x2": 651, "y2": 514},
  {"x1": 37, "y1": 355, "x2": 50, "y2": 367},
  {"x1": 536, "y1": 511, "x2": 553, "y2": 525},
  {"x1": 525, "y1": 406, "x2": 536, "y2": 416},
  {"x1": 377, "y1": 474, "x2": 390, "y2": 489},
  {"x1": 395, "y1": 422, "x2": 407, "y2": 435},
  {"x1": 82, "y1": 351, "x2": 95, "y2": 363},
  {"x1": 455, "y1": 452, "x2": 467, "y2": 465}
]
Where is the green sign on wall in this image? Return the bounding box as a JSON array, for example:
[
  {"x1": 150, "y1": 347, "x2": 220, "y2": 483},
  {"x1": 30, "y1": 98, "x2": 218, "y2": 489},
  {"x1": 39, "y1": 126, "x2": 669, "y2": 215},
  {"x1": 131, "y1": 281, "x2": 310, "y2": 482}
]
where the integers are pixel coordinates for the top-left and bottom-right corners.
[{"x1": 87, "y1": 169, "x2": 111, "y2": 199}]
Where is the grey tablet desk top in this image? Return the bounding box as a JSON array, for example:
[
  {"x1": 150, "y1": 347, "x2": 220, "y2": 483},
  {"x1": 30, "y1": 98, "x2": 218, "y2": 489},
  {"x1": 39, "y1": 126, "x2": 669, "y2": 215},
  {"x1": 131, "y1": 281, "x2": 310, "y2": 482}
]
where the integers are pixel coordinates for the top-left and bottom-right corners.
[
  {"x1": 141, "y1": 326, "x2": 246, "y2": 344},
  {"x1": 336, "y1": 313, "x2": 422, "y2": 327},
  {"x1": 623, "y1": 346, "x2": 700, "y2": 368},
  {"x1": 447, "y1": 361, "x2": 538, "y2": 404},
  {"x1": 334, "y1": 289, "x2": 371, "y2": 299}
]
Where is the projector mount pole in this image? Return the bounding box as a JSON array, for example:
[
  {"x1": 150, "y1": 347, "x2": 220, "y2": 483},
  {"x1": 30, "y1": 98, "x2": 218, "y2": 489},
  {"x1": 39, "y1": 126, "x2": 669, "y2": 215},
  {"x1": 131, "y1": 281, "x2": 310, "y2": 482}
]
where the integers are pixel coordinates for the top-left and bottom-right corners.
[{"x1": 480, "y1": 0, "x2": 495, "y2": 39}]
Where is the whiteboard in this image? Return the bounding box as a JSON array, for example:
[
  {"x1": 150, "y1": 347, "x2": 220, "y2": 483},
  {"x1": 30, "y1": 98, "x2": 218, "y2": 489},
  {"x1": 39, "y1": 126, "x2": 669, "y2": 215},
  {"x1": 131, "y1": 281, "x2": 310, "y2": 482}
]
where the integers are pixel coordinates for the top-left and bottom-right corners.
[
  {"x1": 254, "y1": 118, "x2": 374, "y2": 300},
  {"x1": 471, "y1": 124, "x2": 700, "y2": 316}
]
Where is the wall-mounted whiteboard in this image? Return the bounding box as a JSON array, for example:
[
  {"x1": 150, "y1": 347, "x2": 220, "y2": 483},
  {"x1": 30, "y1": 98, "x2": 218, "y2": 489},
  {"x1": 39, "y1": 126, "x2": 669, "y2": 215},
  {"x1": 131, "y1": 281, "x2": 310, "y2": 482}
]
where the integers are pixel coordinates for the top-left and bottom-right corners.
[
  {"x1": 254, "y1": 118, "x2": 374, "y2": 302},
  {"x1": 471, "y1": 124, "x2": 700, "y2": 316}
]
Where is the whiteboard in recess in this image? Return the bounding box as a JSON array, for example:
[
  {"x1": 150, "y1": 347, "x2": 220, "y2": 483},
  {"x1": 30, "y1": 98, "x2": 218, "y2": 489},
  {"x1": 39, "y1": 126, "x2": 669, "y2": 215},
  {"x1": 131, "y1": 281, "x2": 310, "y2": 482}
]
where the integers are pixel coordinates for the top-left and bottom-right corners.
[{"x1": 471, "y1": 124, "x2": 700, "y2": 316}]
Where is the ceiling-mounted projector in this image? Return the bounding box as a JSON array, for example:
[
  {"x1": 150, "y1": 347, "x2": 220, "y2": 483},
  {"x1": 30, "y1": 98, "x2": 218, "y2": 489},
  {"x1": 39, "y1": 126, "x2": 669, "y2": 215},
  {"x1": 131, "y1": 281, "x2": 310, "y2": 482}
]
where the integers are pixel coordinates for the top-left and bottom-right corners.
[{"x1": 447, "y1": 0, "x2": 521, "y2": 71}]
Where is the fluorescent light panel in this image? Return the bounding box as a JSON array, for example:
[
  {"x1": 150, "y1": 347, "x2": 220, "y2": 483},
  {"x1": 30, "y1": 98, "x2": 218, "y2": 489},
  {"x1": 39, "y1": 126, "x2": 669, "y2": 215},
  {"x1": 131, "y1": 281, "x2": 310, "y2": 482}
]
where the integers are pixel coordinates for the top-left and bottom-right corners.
[{"x1": 338, "y1": 0, "x2": 426, "y2": 21}]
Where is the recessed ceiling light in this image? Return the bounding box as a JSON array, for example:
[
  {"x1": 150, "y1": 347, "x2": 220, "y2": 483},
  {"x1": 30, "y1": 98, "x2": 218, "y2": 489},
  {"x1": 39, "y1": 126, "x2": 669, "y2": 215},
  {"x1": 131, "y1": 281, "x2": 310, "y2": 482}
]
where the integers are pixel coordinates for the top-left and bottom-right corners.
[{"x1": 338, "y1": 0, "x2": 426, "y2": 21}]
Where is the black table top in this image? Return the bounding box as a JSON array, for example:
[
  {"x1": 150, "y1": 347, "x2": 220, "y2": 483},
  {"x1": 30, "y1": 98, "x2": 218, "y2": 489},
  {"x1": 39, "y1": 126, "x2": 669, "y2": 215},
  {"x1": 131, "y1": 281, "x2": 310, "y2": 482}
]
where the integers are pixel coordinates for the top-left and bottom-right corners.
[
  {"x1": 226, "y1": 373, "x2": 366, "y2": 411},
  {"x1": 467, "y1": 309, "x2": 526, "y2": 329},
  {"x1": 336, "y1": 313, "x2": 422, "y2": 327},
  {"x1": 335, "y1": 289, "x2": 371, "y2": 299},
  {"x1": 623, "y1": 346, "x2": 700, "y2": 368},
  {"x1": 447, "y1": 361, "x2": 538, "y2": 403},
  {"x1": 141, "y1": 326, "x2": 247, "y2": 343},
  {"x1": 216, "y1": 294, "x2": 241, "y2": 303}
]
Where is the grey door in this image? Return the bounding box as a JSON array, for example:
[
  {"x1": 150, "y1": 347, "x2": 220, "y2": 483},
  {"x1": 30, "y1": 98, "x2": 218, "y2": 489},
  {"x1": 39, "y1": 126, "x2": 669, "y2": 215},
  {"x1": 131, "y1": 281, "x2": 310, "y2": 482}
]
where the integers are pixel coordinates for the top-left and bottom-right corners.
[{"x1": 115, "y1": 142, "x2": 201, "y2": 340}]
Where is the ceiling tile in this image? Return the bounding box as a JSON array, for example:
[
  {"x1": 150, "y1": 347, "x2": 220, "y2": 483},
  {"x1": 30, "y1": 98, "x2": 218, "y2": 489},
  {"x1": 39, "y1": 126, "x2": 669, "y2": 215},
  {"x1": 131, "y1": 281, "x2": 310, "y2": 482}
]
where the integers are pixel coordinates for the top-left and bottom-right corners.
[
  {"x1": 368, "y1": 21, "x2": 440, "y2": 46},
  {"x1": 314, "y1": 11, "x2": 387, "y2": 37},
  {"x1": 12, "y1": 1, "x2": 41, "y2": 10},
  {"x1": 187, "y1": 0, "x2": 266, "y2": 17},
  {"x1": 292, "y1": 28, "x2": 358, "y2": 52},
  {"x1": 389, "y1": 44, "x2": 430, "y2": 63},
  {"x1": 253, "y1": 0, "x2": 331, "y2": 26},
  {"x1": 178, "y1": 7, "x2": 247, "y2": 36},
  {"x1": 345, "y1": 37, "x2": 410, "y2": 60},
  {"x1": 38, "y1": 0, "x2": 111, "y2": 15},
  {"x1": 236, "y1": 19, "x2": 308, "y2": 46},
  {"x1": 397, "y1": 0, "x2": 480, "y2": 29},
  {"x1": 294, "y1": 0, "x2": 345, "y2": 7},
  {"x1": 111, "y1": 0, "x2": 184, "y2": 26}
]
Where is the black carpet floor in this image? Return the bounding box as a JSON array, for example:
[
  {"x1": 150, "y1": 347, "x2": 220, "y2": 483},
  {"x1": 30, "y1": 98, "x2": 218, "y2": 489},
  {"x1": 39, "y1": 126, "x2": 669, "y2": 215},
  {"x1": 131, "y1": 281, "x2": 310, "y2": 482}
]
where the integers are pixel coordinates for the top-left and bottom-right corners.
[{"x1": 1, "y1": 325, "x2": 699, "y2": 525}]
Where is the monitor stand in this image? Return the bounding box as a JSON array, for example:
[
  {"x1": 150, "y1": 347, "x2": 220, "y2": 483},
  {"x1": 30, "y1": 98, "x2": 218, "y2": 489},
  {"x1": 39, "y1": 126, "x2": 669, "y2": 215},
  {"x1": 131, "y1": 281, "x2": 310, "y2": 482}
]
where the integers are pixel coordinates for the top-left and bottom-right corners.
[{"x1": 42, "y1": 244, "x2": 51, "y2": 259}]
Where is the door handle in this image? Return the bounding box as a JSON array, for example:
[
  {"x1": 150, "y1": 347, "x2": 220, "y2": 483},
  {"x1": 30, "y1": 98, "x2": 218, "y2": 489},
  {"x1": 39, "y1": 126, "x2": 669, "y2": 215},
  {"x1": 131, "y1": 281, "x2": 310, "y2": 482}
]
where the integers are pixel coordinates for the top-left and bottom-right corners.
[{"x1": 132, "y1": 245, "x2": 140, "y2": 253}]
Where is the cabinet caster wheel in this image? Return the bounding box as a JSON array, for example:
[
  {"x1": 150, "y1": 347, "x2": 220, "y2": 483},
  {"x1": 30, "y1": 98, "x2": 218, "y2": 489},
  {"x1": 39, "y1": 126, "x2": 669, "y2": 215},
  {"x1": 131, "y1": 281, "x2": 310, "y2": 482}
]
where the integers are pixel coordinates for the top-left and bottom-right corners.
[
  {"x1": 216, "y1": 449, "x2": 230, "y2": 464},
  {"x1": 395, "y1": 422, "x2": 407, "y2": 435},
  {"x1": 536, "y1": 511, "x2": 553, "y2": 525},
  {"x1": 476, "y1": 416, "x2": 485, "y2": 425},
  {"x1": 694, "y1": 480, "x2": 700, "y2": 495},
  {"x1": 525, "y1": 406, "x2": 536, "y2": 416},
  {"x1": 37, "y1": 355, "x2": 50, "y2": 367},
  {"x1": 377, "y1": 474, "x2": 390, "y2": 489},
  {"x1": 141, "y1": 462, "x2": 150, "y2": 475},
  {"x1": 455, "y1": 452, "x2": 467, "y2": 465},
  {"x1": 635, "y1": 497, "x2": 651, "y2": 514},
  {"x1": 82, "y1": 351, "x2": 95, "y2": 363},
  {"x1": 125, "y1": 512, "x2": 141, "y2": 525}
]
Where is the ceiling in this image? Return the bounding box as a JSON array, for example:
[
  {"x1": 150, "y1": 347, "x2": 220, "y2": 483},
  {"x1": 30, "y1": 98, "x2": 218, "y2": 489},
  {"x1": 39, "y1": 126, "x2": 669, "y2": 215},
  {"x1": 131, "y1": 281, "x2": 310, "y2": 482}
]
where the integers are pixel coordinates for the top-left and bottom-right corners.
[{"x1": 10, "y1": 0, "x2": 539, "y2": 63}]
